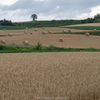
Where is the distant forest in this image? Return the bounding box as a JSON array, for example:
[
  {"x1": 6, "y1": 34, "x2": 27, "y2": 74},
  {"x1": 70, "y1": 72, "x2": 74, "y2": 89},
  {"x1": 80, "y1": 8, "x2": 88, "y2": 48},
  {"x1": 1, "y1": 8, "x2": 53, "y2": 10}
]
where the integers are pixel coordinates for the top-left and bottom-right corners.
[{"x1": 0, "y1": 19, "x2": 14, "y2": 26}]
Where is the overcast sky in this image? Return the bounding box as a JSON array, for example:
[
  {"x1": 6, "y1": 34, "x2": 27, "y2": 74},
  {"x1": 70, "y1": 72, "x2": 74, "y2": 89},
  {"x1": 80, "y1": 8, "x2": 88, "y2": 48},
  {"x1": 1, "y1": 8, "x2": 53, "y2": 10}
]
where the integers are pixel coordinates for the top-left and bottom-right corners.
[{"x1": 0, "y1": 0, "x2": 100, "y2": 22}]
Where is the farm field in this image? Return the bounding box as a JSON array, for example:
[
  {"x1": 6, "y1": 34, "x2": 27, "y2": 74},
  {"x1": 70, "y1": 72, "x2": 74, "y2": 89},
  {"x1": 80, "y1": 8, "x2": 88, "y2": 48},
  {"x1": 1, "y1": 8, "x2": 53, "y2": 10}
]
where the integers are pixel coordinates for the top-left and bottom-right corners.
[
  {"x1": 64, "y1": 23, "x2": 100, "y2": 30},
  {"x1": 0, "y1": 27, "x2": 100, "y2": 48},
  {"x1": 0, "y1": 52, "x2": 100, "y2": 100},
  {"x1": 0, "y1": 23, "x2": 100, "y2": 100},
  {"x1": 67, "y1": 23, "x2": 100, "y2": 26}
]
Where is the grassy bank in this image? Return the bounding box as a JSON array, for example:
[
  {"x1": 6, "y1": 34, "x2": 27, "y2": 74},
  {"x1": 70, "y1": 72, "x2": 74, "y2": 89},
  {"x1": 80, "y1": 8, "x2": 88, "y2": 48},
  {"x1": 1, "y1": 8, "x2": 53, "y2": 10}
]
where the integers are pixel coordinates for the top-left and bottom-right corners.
[
  {"x1": 0, "y1": 21, "x2": 99, "y2": 30},
  {"x1": 13, "y1": 20, "x2": 84, "y2": 28},
  {"x1": 0, "y1": 44, "x2": 100, "y2": 53},
  {"x1": 1, "y1": 19, "x2": 94, "y2": 30}
]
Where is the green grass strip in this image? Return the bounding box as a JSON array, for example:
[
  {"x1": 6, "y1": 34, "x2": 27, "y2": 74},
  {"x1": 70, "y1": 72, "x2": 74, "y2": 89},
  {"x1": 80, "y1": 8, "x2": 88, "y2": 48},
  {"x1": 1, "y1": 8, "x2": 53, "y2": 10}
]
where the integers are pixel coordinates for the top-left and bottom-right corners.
[
  {"x1": 0, "y1": 26, "x2": 27, "y2": 30},
  {"x1": 0, "y1": 44, "x2": 100, "y2": 53},
  {"x1": 50, "y1": 31, "x2": 100, "y2": 36},
  {"x1": 65, "y1": 26, "x2": 100, "y2": 30}
]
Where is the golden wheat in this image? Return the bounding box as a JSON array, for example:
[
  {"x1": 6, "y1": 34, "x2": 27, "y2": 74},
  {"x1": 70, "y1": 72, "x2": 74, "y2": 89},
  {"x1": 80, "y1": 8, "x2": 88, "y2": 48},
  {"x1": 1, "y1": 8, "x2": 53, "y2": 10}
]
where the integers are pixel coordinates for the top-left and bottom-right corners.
[{"x1": 0, "y1": 52, "x2": 100, "y2": 100}]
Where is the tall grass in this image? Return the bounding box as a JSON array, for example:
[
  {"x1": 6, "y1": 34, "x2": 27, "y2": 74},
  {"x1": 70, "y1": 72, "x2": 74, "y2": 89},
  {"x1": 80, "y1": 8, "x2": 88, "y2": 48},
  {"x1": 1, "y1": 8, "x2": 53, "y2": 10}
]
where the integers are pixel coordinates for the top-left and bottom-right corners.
[{"x1": 0, "y1": 44, "x2": 100, "y2": 53}]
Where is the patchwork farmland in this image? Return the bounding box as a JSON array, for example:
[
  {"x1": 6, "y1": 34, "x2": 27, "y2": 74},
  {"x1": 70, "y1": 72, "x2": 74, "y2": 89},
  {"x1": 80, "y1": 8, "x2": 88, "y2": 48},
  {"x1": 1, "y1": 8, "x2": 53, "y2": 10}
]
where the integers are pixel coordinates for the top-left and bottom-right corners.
[{"x1": 0, "y1": 23, "x2": 100, "y2": 100}]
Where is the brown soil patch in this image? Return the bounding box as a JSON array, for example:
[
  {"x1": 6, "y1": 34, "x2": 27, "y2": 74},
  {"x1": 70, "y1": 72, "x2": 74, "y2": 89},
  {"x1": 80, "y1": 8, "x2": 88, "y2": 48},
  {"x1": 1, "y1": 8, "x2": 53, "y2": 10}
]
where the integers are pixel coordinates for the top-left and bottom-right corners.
[{"x1": 0, "y1": 52, "x2": 100, "y2": 100}]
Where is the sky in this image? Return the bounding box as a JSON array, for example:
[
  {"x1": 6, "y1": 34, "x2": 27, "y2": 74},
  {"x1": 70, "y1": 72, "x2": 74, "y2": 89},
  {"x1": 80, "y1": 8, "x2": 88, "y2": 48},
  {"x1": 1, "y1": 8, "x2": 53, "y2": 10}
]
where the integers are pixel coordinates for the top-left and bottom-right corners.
[{"x1": 0, "y1": 0, "x2": 100, "y2": 22}]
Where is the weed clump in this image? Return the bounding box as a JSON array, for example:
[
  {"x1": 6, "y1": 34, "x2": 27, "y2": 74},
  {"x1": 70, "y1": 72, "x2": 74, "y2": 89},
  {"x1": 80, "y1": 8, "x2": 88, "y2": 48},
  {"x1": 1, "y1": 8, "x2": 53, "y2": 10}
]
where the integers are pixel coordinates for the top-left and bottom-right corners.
[{"x1": 35, "y1": 42, "x2": 42, "y2": 50}]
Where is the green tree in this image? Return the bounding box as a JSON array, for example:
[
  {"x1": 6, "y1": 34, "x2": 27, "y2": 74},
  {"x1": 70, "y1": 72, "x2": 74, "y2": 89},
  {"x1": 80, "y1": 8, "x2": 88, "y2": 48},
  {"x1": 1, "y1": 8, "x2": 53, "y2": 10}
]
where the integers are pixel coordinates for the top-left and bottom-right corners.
[
  {"x1": 94, "y1": 13, "x2": 100, "y2": 22},
  {"x1": 30, "y1": 14, "x2": 37, "y2": 21},
  {"x1": 0, "y1": 19, "x2": 14, "y2": 26}
]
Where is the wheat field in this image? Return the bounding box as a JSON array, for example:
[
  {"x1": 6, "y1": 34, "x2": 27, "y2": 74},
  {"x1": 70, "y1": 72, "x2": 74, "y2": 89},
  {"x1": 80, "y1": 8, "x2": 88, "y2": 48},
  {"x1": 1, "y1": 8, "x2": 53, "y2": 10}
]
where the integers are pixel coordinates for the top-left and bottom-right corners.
[{"x1": 0, "y1": 52, "x2": 100, "y2": 100}]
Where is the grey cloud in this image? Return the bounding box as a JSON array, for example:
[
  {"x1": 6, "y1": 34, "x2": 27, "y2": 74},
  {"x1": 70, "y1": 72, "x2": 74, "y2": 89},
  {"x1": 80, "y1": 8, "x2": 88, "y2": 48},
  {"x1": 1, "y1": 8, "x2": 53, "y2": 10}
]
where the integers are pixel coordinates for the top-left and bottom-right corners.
[{"x1": 0, "y1": 0, "x2": 100, "y2": 21}]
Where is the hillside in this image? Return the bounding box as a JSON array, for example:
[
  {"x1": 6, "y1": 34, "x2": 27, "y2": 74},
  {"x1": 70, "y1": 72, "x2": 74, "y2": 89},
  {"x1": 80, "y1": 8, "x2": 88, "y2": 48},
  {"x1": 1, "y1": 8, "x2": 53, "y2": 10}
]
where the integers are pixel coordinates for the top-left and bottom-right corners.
[{"x1": 13, "y1": 19, "x2": 94, "y2": 28}]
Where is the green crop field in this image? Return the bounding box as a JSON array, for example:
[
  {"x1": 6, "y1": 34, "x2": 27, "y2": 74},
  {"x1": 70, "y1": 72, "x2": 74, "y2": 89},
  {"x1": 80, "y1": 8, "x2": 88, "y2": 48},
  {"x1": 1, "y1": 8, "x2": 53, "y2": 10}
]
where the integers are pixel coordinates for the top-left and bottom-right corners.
[
  {"x1": 65, "y1": 26, "x2": 100, "y2": 30},
  {"x1": 0, "y1": 26, "x2": 26, "y2": 30},
  {"x1": 50, "y1": 31, "x2": 100, "y2": 36}
]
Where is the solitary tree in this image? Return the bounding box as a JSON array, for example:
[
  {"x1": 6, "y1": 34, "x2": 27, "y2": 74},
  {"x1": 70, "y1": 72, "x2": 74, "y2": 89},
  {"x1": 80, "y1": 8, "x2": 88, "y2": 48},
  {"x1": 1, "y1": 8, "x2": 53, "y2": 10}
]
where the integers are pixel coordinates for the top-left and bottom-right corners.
[{"x1": 30, "y1": 14, "x2": 37, "y2": 21}]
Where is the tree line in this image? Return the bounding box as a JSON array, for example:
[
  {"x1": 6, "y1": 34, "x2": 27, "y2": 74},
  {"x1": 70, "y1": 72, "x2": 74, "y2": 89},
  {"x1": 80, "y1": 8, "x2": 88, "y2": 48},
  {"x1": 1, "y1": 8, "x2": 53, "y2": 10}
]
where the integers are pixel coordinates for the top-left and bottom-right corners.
[
  {"x1": 0, "y1": 19, "x2": 14, "y2": 26},
  {"x1": 0, "y1": 13, "x2": 100, "y2": 26}
]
